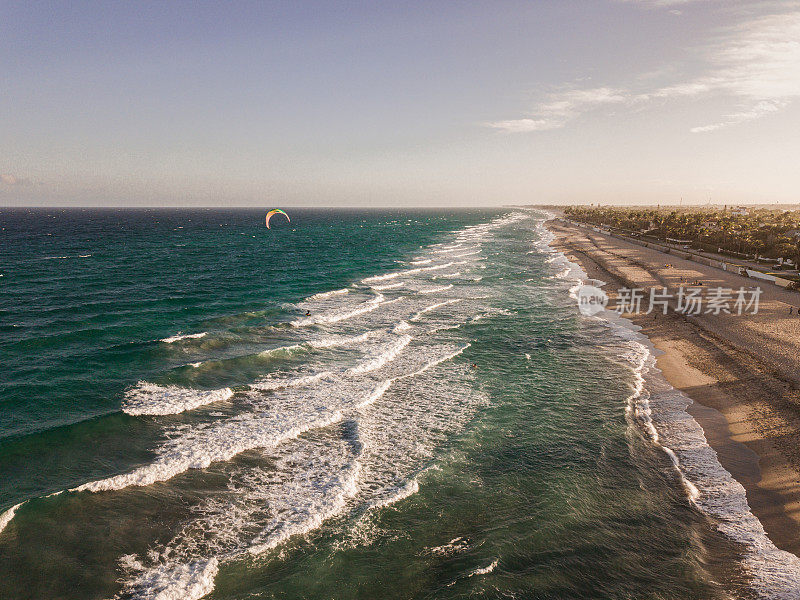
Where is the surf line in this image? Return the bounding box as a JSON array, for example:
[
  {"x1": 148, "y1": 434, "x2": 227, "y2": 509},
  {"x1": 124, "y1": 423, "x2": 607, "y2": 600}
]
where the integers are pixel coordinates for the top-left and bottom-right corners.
[
  {"x1": 0, "y1": 490, "x2": 65, "y2": 537},
  {"x1": 361, "y1": 262, "x2": 456, "y2": 285},
  {"x1": 533, "y1": 211, "x2": 800, "y2": 597},
  {"x1": 291, "y1": 293, "x2": 401, "y2": 327},
  {"x1": 0, "y1": 217, "x2": 498, "y2": 540},
  {"x1": 111, "y1": 342, "x2": 473, "y2": 600},
  {"x1": 410, "y1": 299, "x2": 463, "y2": 322},
  {"x1": 355, "y1": 343, "x2": 470, "y2": 411}
]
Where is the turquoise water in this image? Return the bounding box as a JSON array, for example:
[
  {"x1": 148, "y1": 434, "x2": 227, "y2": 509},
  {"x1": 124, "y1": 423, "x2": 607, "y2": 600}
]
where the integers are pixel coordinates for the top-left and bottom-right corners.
[{"x1": 0, "y1": 209, "x2": 750, "y2": 599}]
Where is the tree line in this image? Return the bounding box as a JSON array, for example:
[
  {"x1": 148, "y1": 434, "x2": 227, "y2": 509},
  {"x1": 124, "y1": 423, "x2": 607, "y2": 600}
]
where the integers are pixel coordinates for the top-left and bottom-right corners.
[{"x1": 564, "y1": 206, "x2": 800, "y2": 270}]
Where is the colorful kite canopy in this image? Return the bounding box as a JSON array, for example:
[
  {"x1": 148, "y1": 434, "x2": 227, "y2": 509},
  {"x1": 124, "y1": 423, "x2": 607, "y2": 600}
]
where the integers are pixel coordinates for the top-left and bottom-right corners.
[{"x1": 265, "y1": 209, "x2": 290, "y2": 229}]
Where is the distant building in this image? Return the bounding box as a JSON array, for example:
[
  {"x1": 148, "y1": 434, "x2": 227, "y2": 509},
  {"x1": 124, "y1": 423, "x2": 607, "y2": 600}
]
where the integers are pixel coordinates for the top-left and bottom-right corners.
[{"x1": 730, "y1": 206, "x2": 750, "y2": 216}]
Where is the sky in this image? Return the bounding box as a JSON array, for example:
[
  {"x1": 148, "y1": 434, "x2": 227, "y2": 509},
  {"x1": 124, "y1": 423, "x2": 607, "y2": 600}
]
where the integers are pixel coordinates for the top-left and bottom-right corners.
[{"x1": 1, "y1": 0, "x2": 799, "y2": 207}]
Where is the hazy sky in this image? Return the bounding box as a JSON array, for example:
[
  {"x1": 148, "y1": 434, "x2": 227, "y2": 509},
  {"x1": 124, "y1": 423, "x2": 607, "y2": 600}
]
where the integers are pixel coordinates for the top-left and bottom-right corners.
[{"x1": 2, "y1": 0, "x2": 799, "y2": 207}]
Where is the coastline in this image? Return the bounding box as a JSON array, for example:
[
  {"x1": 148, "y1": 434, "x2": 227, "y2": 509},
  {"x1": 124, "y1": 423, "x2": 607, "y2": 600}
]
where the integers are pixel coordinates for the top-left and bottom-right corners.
[{"x1": 546, "y1": 218, "x2": 800, "y2": 558}]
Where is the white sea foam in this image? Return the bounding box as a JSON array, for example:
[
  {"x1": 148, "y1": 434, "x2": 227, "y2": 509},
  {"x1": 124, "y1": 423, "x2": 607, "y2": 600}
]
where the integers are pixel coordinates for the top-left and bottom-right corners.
[
  {"x1": 94, "y1": 337, "x2": 464, "y2": 498},
  {"x1": 401, "y1": 344, "x2": 469, "y2": 378},
  {"x1": 255, "y1": 333, "x2": 410, "y2": 393},
  {"x1": 119, "y1": 435, "x2": 361, "y2": 599},
  {"x1": 356, "y1": 379, "x2": 394, "y2": 410},
  {"x1": 348, "y1": 335, "x2": 412, "y2": 375},
  {"x1": 307, "y1": 288, "x2": 349, "y2": 301},
  {"x1": 0, "y1": 502, "x2": 22, "y2": 535},
  {"x1": 307, "y1": 331, "x2": 372, "y2": 349},
  {"x1": 467, "y1": 559, "x2": 498, "y2": 577},
  {"x1": 118, "y1": 558, "x2": 219, "y2": 600},
  {"x1": 115, "y1": 340, "x2": 477, "y2": 599},
  {"x1": 247, "y1": 462, "x2": 362, "y2": 556},
  {"x1": 362, "y1": 343, "x2": 470, "y2": 386},
  {"x1": 417, "y1": 284, "x2": 453, "y2": 294},
  {"x1": 258, "y1": 343, "x2": 303, "y2": 357},
  {"x1": 361, "y1": 272, "x2": 402, "y2": 283},
  {"x1": 291, "y1": 293, "x2": 386, "y2": 327},
  {"x1": 250, "y1": 371, "x2": 334, "y2": 391},
  {"x1": 393, "y1": 321, "x2": 412, "y2": 333},
  {"x1": 177, "y1": 342, "x2": 307, "y2": 375},
  {"x1": 410, "y1": 299, "x2": 462, "y2": 321},
  {"x1": 367, "y1": 478, "x2": 419, "y2": 510},
  {"x1": 452, "y1": 249, "x2": 481, "y2": 258},
  {"x1": 370, "y1": 282, "x2": 404, "y2": 291},
  {"x1": 352, "y1": 345, "x2": 479, "y2": 536},
  {"x1": 75, "y1": 410, "x2": 345, "y2": 492},
  {"x1": 409, "y1": 258, "x2": 432, "y2": 265},
  {"x1": 160, "y1": 332, "x2": 208, "y2": 344},
  {"x1": 427, "y1": 536, "x2": 471, "y2": 556},
  {"x1": 431, "y1": 246, "x2": 464, "y2": 254},
  {"x1": 361, "y1": 263, "x2": 455, "y2": 285},
  {"x1": 43, "y1": 254, "x2": 92, "y2": 260},
  {"x1": 99, "y1": 214, "x2": 518, "y2": 599},
  {"x1": 547, "y1": 267, "x2": 571, "y2": 280},
  {"x1": 108, "y1": 346, "x2": 466, "y2": 568},
  {"x1": 122, "y1": 383, "x2": 234, "y2": 416},
  {"x1": 614, "y1": 324, "x2": 800, "y2": 593}
]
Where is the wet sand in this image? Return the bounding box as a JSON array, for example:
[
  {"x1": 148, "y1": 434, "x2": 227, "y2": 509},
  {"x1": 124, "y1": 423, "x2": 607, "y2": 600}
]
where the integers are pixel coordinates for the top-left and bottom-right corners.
[{"x1": 548, "y1": 219, "x2": 800, "y2": 555}]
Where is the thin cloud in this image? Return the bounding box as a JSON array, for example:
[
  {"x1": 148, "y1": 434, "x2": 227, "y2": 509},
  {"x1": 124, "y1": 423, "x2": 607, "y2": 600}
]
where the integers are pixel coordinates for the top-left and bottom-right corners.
[
  {"x1": 687, "y1": 10, "x2": 800, "y2": 131},
  {"x1": 690, "y1": 99, "x2": 788, "y2": 132},
  {"x1": 488, "y1": 8, "x2": 800, "y2": 134},
  {"x1": 616, "y1": 0, "x2": 710, "y2": 7},
  {"x1": 487, "y1": 118, "x2": 564, "y2": 133},
  {"x1": 617, "y1": 0, "x2": 699, "y2": 8},
  {"x1": 487, "y1": 87, "x2": 627, "y2": 133}
]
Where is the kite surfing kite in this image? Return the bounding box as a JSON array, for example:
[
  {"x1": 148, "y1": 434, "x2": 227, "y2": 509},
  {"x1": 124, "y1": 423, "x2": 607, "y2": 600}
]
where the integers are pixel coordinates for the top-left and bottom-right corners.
[{"x1": 265, "y1": 209, "x2": 290, "y2": 229}]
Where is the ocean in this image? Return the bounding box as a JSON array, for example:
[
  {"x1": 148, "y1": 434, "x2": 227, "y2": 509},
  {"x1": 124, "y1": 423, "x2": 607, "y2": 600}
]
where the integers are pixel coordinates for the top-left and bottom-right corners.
[{"x1": 0, "y1": 208, "x2": 788, "y2": 599}]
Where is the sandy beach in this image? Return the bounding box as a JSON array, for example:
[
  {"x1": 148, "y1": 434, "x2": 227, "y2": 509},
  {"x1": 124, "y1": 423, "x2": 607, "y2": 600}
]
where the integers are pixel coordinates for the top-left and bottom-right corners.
[{"x1": 548, "y1": 218, "x2": 800, "y2": 556}]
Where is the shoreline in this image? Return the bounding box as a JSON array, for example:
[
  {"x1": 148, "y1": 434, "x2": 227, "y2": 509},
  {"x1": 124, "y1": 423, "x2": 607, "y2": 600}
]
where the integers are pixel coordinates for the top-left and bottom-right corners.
[{"x1": 547, "y1": 218, "x2": 800, "y2": 557}]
